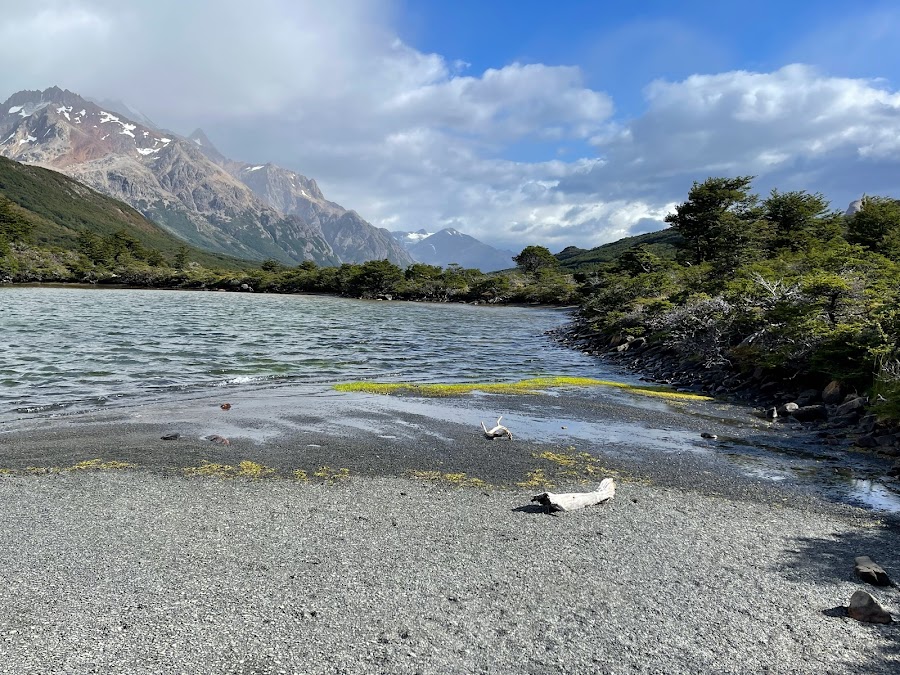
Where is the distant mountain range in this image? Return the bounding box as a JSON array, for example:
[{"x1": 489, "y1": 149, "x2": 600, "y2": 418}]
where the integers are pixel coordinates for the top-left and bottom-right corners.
[
  {"x1": 0, "y1": 86, "x2": 411, "y2": 266},
  {"x1": 391, "y1": 228, "x2": 515, "y2": 272}
]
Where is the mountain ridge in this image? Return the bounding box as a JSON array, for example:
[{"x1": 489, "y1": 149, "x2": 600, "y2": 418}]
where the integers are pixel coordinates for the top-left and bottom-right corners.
[
  {"x1": 392, "y1": 227, "x2": 515, "y2": 272},
  {"x1": 0, "y1": 86, "x2": 410, "y2": 266}
]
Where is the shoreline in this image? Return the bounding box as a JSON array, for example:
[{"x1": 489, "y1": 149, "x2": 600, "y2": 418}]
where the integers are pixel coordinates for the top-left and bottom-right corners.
[
  {"x1": 1, "y1": 387, "x2": 899, "y2": 672},
  {"x1": 1, "y1": 466, "x2": 898, "y2": 672}
]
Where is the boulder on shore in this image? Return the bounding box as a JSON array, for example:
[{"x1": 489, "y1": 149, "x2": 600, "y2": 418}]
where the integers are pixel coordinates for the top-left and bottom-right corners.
[
  {"x1": 847, "y1": 590, "x2": 893, "y2": 624},
  {"x1": 822, "y1": 380, "x2": 844, "y2": 404},
  {"x1": 792, "y1": 405, "x2": 829, "y2": 423}
]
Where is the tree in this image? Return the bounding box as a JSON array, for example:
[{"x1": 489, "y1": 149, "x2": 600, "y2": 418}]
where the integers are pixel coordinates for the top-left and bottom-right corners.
[
  {"x1": 261, "y1": 259, "x2": 284, "y2": 272},
  {"x1": 513, "y1": 245, "x2": 557, "y2": 275},
  {"x1": 666, "y1": 177, "x2": 757, "y2": 261},
  {"x1": 617, "y1": 244, "x2": 664, "y2": 276},
  {"x1": 173, "y1": 246, "x2": 189, "y2": 269},
  {"x1": 763, "y1": 189, "x2": 835, "y2": 251},
  {"x1": 846, "y1": 196, "x2": 900, "y2": 254},
  {"x1": 348, "y1": 259, "x2": 403, "y2": 297},
  {"x1": 0, "y1": 196, "x2": 32, "y2": 244}
]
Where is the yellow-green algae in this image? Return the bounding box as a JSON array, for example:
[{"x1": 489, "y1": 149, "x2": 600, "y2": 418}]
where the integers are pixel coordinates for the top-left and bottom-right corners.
[
  {"x1": 517, "y1": 446, "x2": 636, "y2": 490},
  {"x1": 405, "y1": 469, "x2": 488, "y2": 488},
  {"x1": 334, "y1": 376, "x2": 711, "y2": 401},
  {"x1": 313, "y1": 466, "x2": 351, "y2": 482},
  {"x1": 183, "y1": 460, "x2": 276, "y2": 479}
]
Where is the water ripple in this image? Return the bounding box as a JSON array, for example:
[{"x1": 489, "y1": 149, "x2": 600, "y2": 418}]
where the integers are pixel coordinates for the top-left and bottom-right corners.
[{"x1": 0, "y1": 287, "x2": 608, "y2": 423}]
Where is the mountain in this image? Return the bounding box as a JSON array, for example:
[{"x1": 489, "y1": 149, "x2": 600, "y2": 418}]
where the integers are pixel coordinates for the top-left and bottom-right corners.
[
  {"x1": 555, "y1": 229, "x2": 684, "y2": 270},
  {"x1": 392, "y1": 228, "x2": 515, "y2": 272},
  {"x1": 225, "y1": 160, "x2": 412, "y2": 265},
  {"x1": 0, "y1": 154, "x2": 246, "y2": 269},
  {"x1": 0, "y1": 86, "x2": 409, "y2": 266},
  {"x1": 391, "y1": 229, "x2": 434, "y2": 247}
]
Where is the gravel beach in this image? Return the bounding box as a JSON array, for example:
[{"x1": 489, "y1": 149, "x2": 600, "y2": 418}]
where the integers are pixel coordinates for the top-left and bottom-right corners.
[{"x1": 1, "y1": 387, "x2": 898, "y2": 674}]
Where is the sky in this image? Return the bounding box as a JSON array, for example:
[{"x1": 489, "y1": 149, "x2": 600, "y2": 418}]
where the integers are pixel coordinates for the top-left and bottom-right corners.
[{"x1": 1, "y1": 0, "x2": 899, "y2": 251}]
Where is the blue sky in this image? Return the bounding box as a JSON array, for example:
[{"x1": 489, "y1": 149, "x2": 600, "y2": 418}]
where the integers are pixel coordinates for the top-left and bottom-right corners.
[{"x1": 1, "y1": 1, "x2": 899, "y2": 250}]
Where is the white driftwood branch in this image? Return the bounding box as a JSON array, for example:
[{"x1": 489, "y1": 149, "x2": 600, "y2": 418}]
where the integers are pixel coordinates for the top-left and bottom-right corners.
[
  {"x1": 532, "y1": 478, "x2": 616, "y2": 512},
  {"x1": 481, "y1": 416, "x2": 512, "y2": 440}
]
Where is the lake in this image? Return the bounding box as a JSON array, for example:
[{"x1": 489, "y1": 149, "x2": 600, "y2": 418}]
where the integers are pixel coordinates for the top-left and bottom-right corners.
[
  {"x1": 2, "y1": 286, "x2": 898, "y2": 512},
  {"x1": 0, "y1": 286, "x2": 604, "y2": 424}
]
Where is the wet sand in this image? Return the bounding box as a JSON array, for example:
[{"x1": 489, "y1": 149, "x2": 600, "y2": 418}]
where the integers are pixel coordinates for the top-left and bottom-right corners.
[{"x1": 0, "y1": 386, "x2": 898, "y2": 673}]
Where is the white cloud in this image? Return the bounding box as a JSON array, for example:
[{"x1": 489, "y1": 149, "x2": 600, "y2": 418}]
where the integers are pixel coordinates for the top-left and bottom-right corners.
[{"x1": 2, "y1": 3, "x2": 900, "y2": 252}]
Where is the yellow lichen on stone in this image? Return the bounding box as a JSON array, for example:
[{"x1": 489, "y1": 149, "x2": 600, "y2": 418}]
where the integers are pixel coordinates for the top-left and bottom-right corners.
[{"x1": 293, "y1": 469, "x2": 309, "y2": 482}]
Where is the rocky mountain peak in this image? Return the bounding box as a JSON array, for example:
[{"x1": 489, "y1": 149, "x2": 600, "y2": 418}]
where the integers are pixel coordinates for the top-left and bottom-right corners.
[{"x1": 0, "y1": 85, "x2": 413, "y2": 267}]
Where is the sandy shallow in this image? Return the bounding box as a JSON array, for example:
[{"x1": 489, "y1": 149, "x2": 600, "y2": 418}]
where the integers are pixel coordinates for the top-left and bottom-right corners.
[{"x1": 0, "y1": 387, "x2": 898, "y2": 673}]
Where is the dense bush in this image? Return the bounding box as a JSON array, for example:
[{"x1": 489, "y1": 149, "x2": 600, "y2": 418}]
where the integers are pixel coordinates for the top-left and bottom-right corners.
[{"x1": 578, "y1": 176, "x2": 900, "y2": 417}]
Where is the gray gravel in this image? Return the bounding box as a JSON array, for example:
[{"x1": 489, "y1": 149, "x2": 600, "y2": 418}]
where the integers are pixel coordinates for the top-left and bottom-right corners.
[{"x1": 0, "y1": 471, "x2": 898, "y2": 674}]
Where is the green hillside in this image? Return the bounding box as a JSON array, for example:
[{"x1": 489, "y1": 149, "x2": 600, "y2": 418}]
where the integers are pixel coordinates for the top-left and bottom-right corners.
[
  {"x1": 556, "y1": 228, "x2": 683, "y2": 270},
  {"x1": 0, "y1": 156, "x2": 250, "y2": 270}
]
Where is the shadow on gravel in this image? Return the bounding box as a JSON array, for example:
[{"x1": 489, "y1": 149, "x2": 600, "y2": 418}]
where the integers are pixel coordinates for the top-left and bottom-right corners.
[
  {"x1": 780, "y1": 519, "x2": 900, "y2": 668},
  {"x1": 511, "y1": 504, "x2": 554, "y2": 516}
]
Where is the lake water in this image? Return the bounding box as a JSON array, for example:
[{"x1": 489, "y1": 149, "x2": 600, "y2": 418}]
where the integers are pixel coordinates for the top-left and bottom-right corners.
[
  {"x1": 2, "y1": 286, "x2": 898, "y2": 512},
  {"x1": 0, "y1": 286, "x2": 602, "y2": 424}
]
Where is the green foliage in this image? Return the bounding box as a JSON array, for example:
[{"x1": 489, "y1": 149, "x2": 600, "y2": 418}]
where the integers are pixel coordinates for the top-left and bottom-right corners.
[
  {"x1": 846, "y1": 196, "x2": 900, "y2": 256},
  {"x1": 665, "y1": 176, "x2": 772, "y2": 274},
  {"x1": 513, "y1": 245, "x2": 558, "y2": 275},
  {"x1": 348, "y1": 259, "x2": 404, "y2": 298},
  {"x1": 763, "y1": 189, "x2": 837, "y2": 251},
  {"x1": 0, "y1": 195, "x2": 33, "y2": 244},
  {"x1": 579, "y1": 175, "x2": 900, "y2": 420}
]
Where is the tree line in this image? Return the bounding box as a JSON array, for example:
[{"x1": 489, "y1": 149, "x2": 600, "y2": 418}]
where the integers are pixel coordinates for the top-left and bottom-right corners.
[{"x1": 577, "y1": 176, "x2": 900, "y2": 420}]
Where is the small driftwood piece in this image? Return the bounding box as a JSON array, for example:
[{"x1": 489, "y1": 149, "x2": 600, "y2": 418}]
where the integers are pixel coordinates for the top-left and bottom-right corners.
[
  {"x1": 481, "y1": 416, "x2": 512, "y2": 440},
  {"x1": 532, "y1": 478, "x2": 616, "y2": 513}
]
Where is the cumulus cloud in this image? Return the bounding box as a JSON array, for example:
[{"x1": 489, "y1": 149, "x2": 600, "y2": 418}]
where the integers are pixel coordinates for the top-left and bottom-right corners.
[{"x1": 2, "y1": 3, "x2": 900, "y2": 251}]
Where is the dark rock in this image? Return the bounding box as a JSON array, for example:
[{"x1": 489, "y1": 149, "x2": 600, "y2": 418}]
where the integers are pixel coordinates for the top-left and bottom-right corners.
[
  {"x1": 854, "y1": 556, "x2": 891, "y2": 586},
  {"x1": 831, "y1": 412, "x2": 861, "y2": 428},
  {"x1": 889, "y1": 460, "x2": 900, "y2": 478},
  {"x1": 766, "y1": 407, "x2": 779, "y2": 420},
  {"x1": 858, "y1": 414, "x2": 878, "y2": 434},
  {"x1": 847, "y1": 590, "x2": 893, "y2": 624},
  {"x1": 836, "y1": 397, "x2": 867, "y2": 417},
  {"x1": 700, "y1": 432, "x2": 718, "y2": 440},
  {"x1": 856, "y1": 434, "x2": 879, "y2": 448},
  {"x1": 796, "y1": 389, "x2": 821, "y2": 406},
  {"x1": 778, "y1": 402, "x2": 800, "y2": 415},
  {"x1": 792, "y1": 405, "x2": 829, "y2": 422},
  {"x1": 160, "y1": 433, "x2": 180, "y2": 441},
  {"x1": 822, "y1": 380, "x2": 844, "y2": 404},
  {"x1": 876, "y1": 435, "x2": 898, "y2": 447}
]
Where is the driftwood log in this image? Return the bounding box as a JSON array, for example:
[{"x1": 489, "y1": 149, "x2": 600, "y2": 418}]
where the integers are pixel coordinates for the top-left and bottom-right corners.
[
  {"x1": 481, "y1": 416, "x2": 512, "y2": 440},
  {"x1": 532, "y1": 478, "x2": 616, "y2": 513}
]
